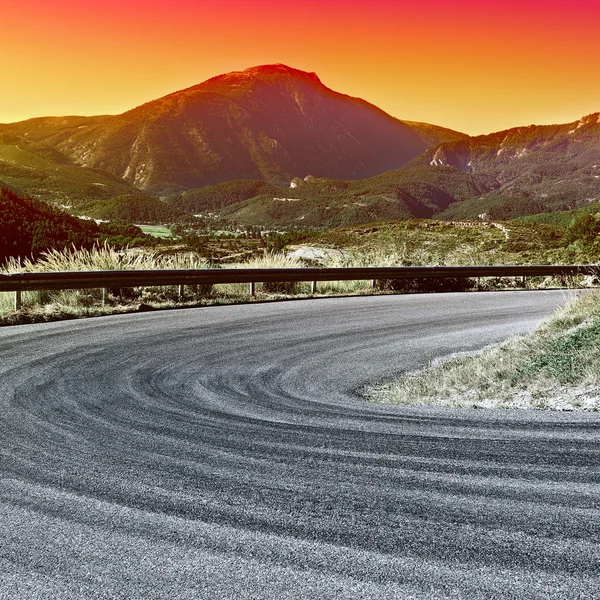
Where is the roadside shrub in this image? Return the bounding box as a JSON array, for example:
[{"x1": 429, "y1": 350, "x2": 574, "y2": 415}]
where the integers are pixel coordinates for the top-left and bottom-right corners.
[
  {"x1": 374, "y1": 276, "x2": 475, "y2": 293},
  {"x1": 261, "y1": 280, "x2": 300, "y2": 294},
  {"x1": 511, "y1": 319, "x2": 600, "y2": 385}
]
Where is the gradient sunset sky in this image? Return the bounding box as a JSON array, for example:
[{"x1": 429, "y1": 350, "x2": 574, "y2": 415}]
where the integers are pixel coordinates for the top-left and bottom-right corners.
[{"x1": 3, "y1": 0, "x2": 599, "y2": 135}]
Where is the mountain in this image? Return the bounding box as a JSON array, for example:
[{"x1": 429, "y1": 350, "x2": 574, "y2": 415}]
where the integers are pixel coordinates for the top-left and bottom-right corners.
[
  {"x1": 0, "y1": 128, "x2": 142, "y2": 205},
  {"x1": 3, "y1": 66, "x2": 597, "y2": 227},
  {"x1": 414, "y1": 113, "x2": 600, "y2": 219},
  {"x1": 3, "y1": 64, "x2": 466, "y2": 195}
]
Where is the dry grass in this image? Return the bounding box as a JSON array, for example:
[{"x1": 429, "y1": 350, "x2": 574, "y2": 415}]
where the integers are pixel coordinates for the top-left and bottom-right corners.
[
  {"x1": 229, "y1": 252, "x2": 310, "y2": 294},
  {"x1": 369, "y1": 290, "x2": 600, "y2": 410},
  {"x1": 3, "y1": 243, "x2": 208, "y2": 272},
  {"x1": 0, "y1": 248, "x2": 321, "y2": 324},
  {"x1": 1, "y1": 244, "x2": 211, "y2": 322}
]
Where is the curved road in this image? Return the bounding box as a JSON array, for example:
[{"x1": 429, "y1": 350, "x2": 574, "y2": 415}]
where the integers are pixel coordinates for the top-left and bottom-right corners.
[{"x1": 1, "y1": 290, "x2": 599, "y2": 599}]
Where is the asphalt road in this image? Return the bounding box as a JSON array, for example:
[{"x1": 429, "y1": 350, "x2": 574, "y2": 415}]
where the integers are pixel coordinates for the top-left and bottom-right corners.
[{"x1": 1, "y1": 290, "x2": 599, "y2": 599}]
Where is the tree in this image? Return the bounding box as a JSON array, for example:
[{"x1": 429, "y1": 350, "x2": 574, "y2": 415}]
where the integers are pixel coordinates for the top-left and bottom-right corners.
[{"x1": 566, "y1": 213, "x2": 600, "y2": 245}]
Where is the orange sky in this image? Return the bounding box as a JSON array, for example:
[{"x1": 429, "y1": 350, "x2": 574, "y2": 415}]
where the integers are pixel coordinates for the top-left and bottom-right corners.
[{"x1": 2, "y1": 0, "x2": 599, "y2": 135}]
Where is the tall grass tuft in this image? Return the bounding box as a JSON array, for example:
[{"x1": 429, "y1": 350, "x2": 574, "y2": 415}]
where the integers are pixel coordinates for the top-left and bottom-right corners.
[
  {"x1": 3, "y1": 242, "x2": 209, "y2": 273},
  {"x1": 312, "y1": 250, "x2": 406, "y2": 294},
  {"x1": 1, "y1": 243, "x2": 212, "y2": 317},
  {"x1": 231, "y1": 252, "x2": 309, "y2": 294}
]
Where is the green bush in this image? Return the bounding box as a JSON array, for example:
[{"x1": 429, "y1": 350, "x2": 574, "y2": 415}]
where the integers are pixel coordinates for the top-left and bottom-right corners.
[
  {"x1": 261, "y1": 280, "x2": 300, "y2": 294},
  {"x1": 566, "y1": 214, "x2": 600, "y2": 245}
]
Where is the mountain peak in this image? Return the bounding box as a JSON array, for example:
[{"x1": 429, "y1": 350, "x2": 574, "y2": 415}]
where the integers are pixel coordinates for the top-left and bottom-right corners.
[
  {"x1": 4, "y1": 65, "x2": 466, "y2": 195},
  {"x1": 242, "y1": 64, "x2": 322, "y2": 83},
  {"x1": 199, "y1": 63, "x2": 323, "y2": 91}
]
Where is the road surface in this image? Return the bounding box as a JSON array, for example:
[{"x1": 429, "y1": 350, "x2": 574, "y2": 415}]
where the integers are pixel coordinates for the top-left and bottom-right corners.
[{"x1": 1, "y1": 290, "x2": 599, "y2": 599}]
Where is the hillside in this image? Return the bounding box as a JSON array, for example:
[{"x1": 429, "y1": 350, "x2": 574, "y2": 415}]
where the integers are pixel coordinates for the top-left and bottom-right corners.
[
  {"x1": 0, "y1": 187, "x2": 101, "y2": 261},
  {"x1": 0, "y1": 187, "x2": 150, "y2": 262},
  {"x1": 515, "y1": 203, "x2": 600, "y2": 227},
  {"x1": 4, "y1": 64, "x2": 466, "y2": 195},
  {"x1": 0, "y1": 129, "x2": 141, "y2": 206},
  {"x1": 303, "y1": 219, "x2": 572, "y2": 265},
  {"x1": 415, "y1": 113, "x2": 600, "y2": 219},
  {"x1": 188, "y1": 167, "x2": 494, "y2": 227},
  {"x1": 75, "y1": 194, "x2": 184, "y2": 224},
  {"x1": 185, "y1": 113, "x2": 600, "y2": 227}
]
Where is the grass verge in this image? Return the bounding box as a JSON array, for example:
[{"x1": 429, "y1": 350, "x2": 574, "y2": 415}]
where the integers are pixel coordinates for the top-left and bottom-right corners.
[{"x1": 369, "y1": 290, "x2": 600, "y2": 410}]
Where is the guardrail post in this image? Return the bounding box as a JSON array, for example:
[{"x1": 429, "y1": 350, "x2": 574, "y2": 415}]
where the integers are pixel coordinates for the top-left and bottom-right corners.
[
  {"x1": 178, "y1": 284, "x2": 184, "y2": 300},
  {"x1": 250, "y1": 282, "x2": 255, "y2": 296},
  {"x1": 101, "y1": 288, "x2": 107, "y2": 306},
  {"x1": 14, "y1": 290, "x2": 22, "y2": 311},
  {"x1": 311, "y1": 281, "x2": 317, "y2": 294}
]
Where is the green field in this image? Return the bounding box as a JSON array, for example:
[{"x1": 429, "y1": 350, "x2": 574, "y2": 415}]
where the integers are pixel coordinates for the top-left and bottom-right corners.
[{"x1": 138, "y1": 225, "x2": 173, "y2": 238}]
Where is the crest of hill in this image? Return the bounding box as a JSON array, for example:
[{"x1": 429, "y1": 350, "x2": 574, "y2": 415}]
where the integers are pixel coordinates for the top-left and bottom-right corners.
[
  {"x1": 5, "y1": 64, "x2": 467, "y2": 195},
  {"x1": 205, "y1": 167, "x2": 494, "y2": 228},
  {"x1": 1, "y1": 116, "x2": 110, "y2": 145},
  {"x1": 76, "y1": 194, "x2": 184, "y2": 224}
]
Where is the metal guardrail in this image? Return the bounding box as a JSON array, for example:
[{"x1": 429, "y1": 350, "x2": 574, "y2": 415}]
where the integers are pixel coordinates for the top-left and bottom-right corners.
[{"x1": 1, "y1": 265, "x2": 599, "y2": 310}]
